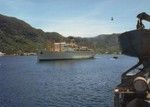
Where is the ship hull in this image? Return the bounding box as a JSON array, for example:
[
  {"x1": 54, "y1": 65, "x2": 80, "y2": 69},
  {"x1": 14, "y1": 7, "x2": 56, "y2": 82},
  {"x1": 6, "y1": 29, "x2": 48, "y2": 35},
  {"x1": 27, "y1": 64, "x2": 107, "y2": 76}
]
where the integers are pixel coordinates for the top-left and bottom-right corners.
[{"x1": 37, "y1": 51, "x2": 95, "y2": 61}]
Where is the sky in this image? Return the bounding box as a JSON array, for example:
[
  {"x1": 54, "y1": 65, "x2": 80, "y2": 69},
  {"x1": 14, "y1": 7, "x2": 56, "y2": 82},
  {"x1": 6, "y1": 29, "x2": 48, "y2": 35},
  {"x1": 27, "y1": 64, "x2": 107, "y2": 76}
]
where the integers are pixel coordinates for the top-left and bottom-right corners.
[{"x1": 0, "y1": 0, "x2": 150, "y2": 37}]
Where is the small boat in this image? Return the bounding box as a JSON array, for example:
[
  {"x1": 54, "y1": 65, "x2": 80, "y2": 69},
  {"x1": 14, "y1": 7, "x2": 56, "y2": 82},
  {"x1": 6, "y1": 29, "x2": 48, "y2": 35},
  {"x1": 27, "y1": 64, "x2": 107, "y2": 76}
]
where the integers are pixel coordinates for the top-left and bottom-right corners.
[{"x1": 113, "y1": 56, "x2": 118, "y2": 59}]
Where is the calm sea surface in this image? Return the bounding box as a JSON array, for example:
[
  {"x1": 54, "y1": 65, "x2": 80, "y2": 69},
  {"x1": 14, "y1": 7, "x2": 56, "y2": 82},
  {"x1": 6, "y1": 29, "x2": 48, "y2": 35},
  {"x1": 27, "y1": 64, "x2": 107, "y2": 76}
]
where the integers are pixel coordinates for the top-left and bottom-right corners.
[{"x1": 0, "y1": 55, "x2": 138, "y2": 107}]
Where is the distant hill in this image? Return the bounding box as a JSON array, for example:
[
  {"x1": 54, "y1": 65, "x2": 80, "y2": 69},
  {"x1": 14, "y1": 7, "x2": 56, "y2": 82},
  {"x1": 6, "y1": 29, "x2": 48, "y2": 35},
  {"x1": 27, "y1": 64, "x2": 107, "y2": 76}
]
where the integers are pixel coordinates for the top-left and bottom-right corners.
[
  {"x1": 72, "y1": 33, "x2": 120, "y2": 53},
  {"x1": 0, "y1": 14, "x2": 120, "y2": 54},
  {"x1": 0, "y1": 14, "x2": 65, "y2": 54}
]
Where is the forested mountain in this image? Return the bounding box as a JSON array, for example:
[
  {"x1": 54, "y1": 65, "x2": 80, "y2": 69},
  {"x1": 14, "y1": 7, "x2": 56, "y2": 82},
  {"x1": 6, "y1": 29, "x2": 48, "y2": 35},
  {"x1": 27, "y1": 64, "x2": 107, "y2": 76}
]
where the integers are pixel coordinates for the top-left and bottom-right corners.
[{"x1": 0, "y1": 14, "x2": 120, "y2": 54}]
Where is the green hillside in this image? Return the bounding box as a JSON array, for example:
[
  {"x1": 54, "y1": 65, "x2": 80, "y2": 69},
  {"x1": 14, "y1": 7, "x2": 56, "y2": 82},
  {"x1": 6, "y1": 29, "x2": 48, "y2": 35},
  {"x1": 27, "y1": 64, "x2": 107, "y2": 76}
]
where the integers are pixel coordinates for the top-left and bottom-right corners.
[{"x1": 0, "y1": 14, "x2": 120, "y2": 54}]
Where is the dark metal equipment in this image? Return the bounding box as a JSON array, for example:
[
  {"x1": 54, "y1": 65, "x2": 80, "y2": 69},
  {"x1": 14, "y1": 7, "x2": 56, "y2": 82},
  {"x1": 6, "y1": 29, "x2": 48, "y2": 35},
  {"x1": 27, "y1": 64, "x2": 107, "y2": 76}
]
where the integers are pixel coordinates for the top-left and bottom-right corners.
[
  {"x1": 136, "y1": 12, "x2": 150, "y2": 30},
  {"x1": 114, "y1": 12, "x2": 150, "y2": 107}
]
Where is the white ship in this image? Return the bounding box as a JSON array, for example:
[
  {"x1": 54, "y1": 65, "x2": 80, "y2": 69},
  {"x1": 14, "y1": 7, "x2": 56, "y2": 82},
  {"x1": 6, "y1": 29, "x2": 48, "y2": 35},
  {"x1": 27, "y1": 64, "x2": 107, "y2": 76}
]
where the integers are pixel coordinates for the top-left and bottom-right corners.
[{"x1": 37, "y1": 41, "x2": 95, "y2": 61}]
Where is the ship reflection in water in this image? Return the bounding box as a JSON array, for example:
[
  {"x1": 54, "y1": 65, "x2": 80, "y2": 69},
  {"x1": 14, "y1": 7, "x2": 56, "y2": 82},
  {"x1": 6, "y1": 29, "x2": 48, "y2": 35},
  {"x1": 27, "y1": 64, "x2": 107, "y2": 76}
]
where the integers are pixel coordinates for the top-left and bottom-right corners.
[{"x1": 0, "y1": 55, "x2": 137, "y2": 107}]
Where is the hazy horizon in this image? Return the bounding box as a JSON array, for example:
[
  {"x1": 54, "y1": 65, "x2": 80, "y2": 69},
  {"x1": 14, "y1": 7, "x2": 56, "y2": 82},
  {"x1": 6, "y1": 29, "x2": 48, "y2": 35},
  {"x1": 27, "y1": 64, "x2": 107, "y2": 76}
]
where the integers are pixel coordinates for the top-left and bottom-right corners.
[{"x1": 0, "y1": 0, "x2": 150, "y2": 37}]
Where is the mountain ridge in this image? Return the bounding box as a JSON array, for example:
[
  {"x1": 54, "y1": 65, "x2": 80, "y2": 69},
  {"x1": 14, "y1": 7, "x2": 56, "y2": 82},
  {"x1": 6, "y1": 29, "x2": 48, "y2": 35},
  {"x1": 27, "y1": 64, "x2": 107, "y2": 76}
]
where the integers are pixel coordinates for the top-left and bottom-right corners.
[{"x1": 0, "y1": 14, "x2": 120, "y2": 54}]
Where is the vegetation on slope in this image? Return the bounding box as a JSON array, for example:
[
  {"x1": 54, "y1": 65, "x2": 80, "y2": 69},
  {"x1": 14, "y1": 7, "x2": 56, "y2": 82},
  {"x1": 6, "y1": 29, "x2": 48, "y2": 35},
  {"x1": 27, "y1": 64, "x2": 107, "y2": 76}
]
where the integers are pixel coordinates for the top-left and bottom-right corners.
[{"x1": 0, "y1": 14, "x2": 120, "y2": 54}]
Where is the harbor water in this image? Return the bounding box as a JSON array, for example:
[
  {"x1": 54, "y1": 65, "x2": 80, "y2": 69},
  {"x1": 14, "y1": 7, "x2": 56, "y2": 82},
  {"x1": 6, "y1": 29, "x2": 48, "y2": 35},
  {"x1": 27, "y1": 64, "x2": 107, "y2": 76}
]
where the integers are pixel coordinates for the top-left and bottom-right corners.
[{"x1": 0, "y1": 55, "x2": 138, "y2": 107}]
